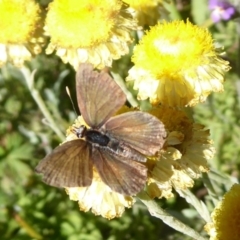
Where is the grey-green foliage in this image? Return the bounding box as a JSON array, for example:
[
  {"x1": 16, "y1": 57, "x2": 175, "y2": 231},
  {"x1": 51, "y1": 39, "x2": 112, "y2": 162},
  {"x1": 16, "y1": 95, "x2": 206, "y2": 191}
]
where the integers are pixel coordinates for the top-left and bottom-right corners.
[{"x1": 193, "y1": 74, "x2": 240, "y2": 170}]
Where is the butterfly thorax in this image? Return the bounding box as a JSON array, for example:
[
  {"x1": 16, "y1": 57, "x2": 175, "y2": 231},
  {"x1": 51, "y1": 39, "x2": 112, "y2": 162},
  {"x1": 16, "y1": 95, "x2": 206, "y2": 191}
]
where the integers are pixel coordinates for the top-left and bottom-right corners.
[
  {"x1": 85, "y1": 129, "x2": 110, "y2": 146},
  {"x1": 75, "y1": 125, "x2": 110, "y2": 146}
]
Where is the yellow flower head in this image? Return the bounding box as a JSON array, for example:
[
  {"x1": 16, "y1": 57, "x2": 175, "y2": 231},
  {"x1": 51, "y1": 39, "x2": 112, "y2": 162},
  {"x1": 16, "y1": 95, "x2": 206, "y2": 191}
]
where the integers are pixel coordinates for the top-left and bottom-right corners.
[
  {"x1": 66, "y1": 181, "x2": 134, "y2": 219},
  {"x1": 147, "y1": 106, "x2": 214, "y2": 198},
  {"x1": 123, "y1": 0, "x2": 167, "y2": 26},
  {"x1": 65, "y1": 116, "x2": 135, "y2": 219},
  {"x1": 0, "y1": 0, "x2": 44, "y2": 67},
  {"x1": 127, "y1": 20, "x2": 231, "y2": 107},
  {"x1": 205, "y1": 184, "x2": 240, "y2": 240},
  {"x1": 45, "y1": 0, "x2": 137, "y2": 70}
]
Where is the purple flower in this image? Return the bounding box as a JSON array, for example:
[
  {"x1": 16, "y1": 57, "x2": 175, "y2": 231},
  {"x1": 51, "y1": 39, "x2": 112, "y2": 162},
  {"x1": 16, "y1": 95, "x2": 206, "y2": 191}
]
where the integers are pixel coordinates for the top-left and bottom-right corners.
[{"x1": 209, "y1": 0, "x2": 236, "y2": 23}]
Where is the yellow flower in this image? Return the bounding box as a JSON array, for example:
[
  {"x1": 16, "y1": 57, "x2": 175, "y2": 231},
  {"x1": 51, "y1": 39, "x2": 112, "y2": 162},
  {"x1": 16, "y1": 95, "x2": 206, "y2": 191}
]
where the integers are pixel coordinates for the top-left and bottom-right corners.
[
  {"x1": 66, "y1": 182, "x2": 134, "y2": 219},
  {"x1": 123, "y1": 0, "x2": 167, "y2": 26},
  {"x1": 205, "y1": 184, "x2": 240, "y2": 240},
  {"x1": 0, "y1": 0, "x2": 44, "y2": 67},
  {"x1": 127, "y1": 20, "x2": 231, "y2": 107},
  {"x1": 45, "y1": 0, "x2": 137, "y2": 70},
  {"x1": 147, "y1": 106, "x2": 214, "y2": 198},
  {"x1": 65, "y1": 117, "x2": 135, "y2": 219}
]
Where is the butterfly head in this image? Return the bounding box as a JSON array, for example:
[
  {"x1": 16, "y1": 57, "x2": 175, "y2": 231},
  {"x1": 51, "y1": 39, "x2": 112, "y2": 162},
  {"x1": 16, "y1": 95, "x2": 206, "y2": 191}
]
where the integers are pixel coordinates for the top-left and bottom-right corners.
[{"x1": 74, "y1": 125, "x2": 87, "y2": 139}]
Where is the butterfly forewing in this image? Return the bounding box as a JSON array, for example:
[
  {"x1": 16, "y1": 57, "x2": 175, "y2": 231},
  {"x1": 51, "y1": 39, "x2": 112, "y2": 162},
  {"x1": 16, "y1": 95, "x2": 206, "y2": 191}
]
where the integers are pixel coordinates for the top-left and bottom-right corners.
[
  {"x1": 76, "y1": 63, "x2": 126, "y2": 128},
  {"x1": 92, "y1": 147, "x2": 147, "y2": 195},
  {"x1": 35, "y1": 140, "x2": 93, "y2": 187},
  {"x1": 103, "y1": 111, "x2": 167, "y2": 156}
]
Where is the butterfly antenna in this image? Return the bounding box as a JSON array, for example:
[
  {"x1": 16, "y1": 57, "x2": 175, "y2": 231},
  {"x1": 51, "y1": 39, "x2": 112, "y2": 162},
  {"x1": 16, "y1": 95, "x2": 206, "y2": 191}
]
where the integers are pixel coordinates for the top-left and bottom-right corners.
[{"x1": 66, "y1": 86, "x2": 78, "y2": 116}]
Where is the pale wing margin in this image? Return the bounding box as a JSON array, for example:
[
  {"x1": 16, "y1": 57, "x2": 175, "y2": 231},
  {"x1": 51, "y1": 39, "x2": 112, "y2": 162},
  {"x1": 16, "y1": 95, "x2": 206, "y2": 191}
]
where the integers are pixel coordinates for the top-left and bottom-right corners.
[{"x1": 35, "y1": 140, "x2": 93, "y2": 188}]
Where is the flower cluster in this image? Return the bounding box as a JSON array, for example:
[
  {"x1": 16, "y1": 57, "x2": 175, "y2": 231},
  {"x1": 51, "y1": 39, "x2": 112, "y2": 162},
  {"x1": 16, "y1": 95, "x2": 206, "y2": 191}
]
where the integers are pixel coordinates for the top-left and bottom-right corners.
[
  {"x1": 0, "y1": 0, "x2": 138, "y2": 69},
  {"x1": 2, "y1": 0, "x2": 232, "y2": 231}
]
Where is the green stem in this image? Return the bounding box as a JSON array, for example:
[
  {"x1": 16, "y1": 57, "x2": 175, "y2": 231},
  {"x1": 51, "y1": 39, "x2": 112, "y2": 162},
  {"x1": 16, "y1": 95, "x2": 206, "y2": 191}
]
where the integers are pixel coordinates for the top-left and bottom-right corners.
[
  {"x1": 14, "y1": 213, "x2": 43, "y2": 240},
  {"x1": 21, "y1": 67, "x2": 65, "y2": 141},
  {"x1": 138, "y1": 191, "x2": 207, "y2": 240}
]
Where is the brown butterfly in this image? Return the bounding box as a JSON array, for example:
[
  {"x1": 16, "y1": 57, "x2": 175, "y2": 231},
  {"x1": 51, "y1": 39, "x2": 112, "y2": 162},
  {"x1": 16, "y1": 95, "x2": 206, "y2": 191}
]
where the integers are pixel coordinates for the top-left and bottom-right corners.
[{"x1": 35, "y1": 63, "x2": 166, "y2": 195}]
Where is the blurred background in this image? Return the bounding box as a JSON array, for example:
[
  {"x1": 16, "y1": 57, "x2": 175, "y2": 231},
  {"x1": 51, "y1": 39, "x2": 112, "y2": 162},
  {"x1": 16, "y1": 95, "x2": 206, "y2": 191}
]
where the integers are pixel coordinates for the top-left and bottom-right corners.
[{"x1": 0, "y1": 0, "x2": 239, "y2": 239}]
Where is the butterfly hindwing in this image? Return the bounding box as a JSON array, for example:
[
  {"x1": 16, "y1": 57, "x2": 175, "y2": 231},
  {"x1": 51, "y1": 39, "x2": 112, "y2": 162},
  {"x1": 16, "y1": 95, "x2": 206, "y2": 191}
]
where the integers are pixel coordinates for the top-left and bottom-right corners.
[
  {"x1": 35, "y1": 140, "x2": 93, "y2": 188},
  {"x1": 103, "y1": 111, "x2": 167, "y2": 156},
  {"x1": 76, "y1": 63, "x2": 126, "y2": 128},
  {"x1": 92, "y1": 147, "x2": 147, "y2": 195}
]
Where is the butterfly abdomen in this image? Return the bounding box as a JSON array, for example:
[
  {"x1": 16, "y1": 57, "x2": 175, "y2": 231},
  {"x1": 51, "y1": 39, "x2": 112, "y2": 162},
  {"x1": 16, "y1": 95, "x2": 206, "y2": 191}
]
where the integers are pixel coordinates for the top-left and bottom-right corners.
[{"x1": 106, "y1": 139, "x2": 147, "y2": 163}]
